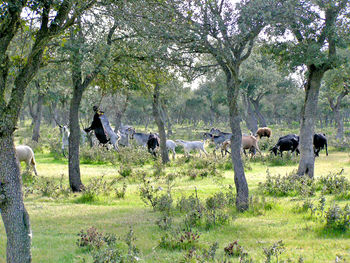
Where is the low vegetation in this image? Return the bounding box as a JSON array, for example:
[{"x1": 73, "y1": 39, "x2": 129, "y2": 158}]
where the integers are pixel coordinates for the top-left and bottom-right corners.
[{"x1": 1, "y1": 125, "x2": 349, "y2": 262}]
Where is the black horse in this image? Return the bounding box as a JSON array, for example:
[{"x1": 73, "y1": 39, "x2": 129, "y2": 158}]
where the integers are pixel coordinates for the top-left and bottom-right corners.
[{"x1": 84, "y1": 106, "x2": 109, "y2": 145}]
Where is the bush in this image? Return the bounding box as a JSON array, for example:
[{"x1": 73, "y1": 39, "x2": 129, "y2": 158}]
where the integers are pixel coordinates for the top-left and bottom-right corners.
[
  {"x1": 325, "y1": 204, "x2": 350, "y2": 231},
  {"x1": 118, "y1": 165, "x2": 133, "y2": 178},
  {"x1": 77, "y1": 176, "x2": 117, "y2": 203},
  {"x1": 77, "y1": 227, "x2": 140, "y2": 263},
  {"x1": 177, "y1": 188, "x2": 235, "y2": 229},
  {"x1": 259, "y1": 170, "x2": 316, "y2": 197},
  {"x1": 117, "y1": 147, "x2": 152, "y2": 166},
  {"x1": 224, "y1": 241, "x2": 247, "y2": 258},
  {"x1": 247, "y1": 195, "x2": 276, "y2": 216},
  {"x1": 159, "y1": 229, "x2": 201, "y2": 250},
  {"x1": 115, "y1": 182, "x2": 127, "y2": 199},
  {"x1": 80, "y1": 146, "x2": 118, "y2": 165},
  {"x1": 77, "y1": 227, "x2": 106, "y2": 251},
  {"x1": 317, "y1": 169, "x2": 350, "y2": 196}
]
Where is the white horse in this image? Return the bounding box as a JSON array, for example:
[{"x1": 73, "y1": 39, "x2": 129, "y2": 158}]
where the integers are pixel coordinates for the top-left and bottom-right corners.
[
  {"x1": 15, "y1": 145, "x2": 38, "y2": 176},
  {"x1": 166, "y1": 140, "x2": 177, "y2": 159},
  {"x1": 175, "y1": 139, "x2": 208, "y2": 157}
]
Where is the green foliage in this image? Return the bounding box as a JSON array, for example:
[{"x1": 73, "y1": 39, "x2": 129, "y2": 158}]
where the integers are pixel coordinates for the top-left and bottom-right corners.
[
  {"x1": 77, "y1": 227, "x2": 140, "y2": 263},
  {"x1": 77, "y1": 227, "x2": 106, "y2": 251},
  {"x1": 80, "y1": 146, "x2": 119, "y2": 165},
  {"x1": 317, "y1": 169, "x2": 350, "y2": 196},
  {"x1": 263, "y1": 240, "x2": 285, "y2": 263},
  {"x1": 77, "y1": 176, "x2": 119, "y2": 203},
  {"x1": 224, "y1": 241, "x2": 248, "y2": 258},
  {"x1": 259, "y1": 170, "x2": 316, "y2": 197},
  {"x1": 325, "y1": 204, "x2": 350, "y2": 232},
  {"x1": 118, "y1": 165, "x2": 133, "y2": 178},
  {"x1": 182, "y1": 242, "x2": 218, "y2": 263},
  {"x1": 117, "y1": 147, "x2": 152, "y2": 166},
  {"x1": 23, "y1": 173, "x2": 70, "y2": 199},
  {"x1": 159, "y1": 229, "x2": 201, "y2": 250},
  {"x1": 247, "y1": 195, "x2": 276, "y2": 216}
]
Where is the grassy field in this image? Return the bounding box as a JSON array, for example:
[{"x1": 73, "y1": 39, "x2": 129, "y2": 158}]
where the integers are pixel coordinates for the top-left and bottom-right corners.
[{"x1": 0, "y1": 125, "x2": 349, "y2": 262}]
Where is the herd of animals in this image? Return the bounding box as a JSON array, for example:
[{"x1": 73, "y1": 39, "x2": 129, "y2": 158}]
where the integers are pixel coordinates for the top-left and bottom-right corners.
[
  {"x1": 139, "y1": 126, "x2": 328, "y2": 159},
  {"x1": 14, "y1": 122, "x2": 329, "y2": 177}
]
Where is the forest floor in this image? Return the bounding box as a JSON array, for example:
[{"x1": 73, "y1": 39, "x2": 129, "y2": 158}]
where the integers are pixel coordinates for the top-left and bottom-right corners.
[{"x1": 0, "y1": 125, "x2": 349, "y2": 262}]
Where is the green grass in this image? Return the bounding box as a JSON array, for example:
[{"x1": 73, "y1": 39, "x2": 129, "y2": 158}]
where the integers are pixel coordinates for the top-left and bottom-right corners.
[{"x1": 0, "y1": 125, "x2": 349, "y2": 262}]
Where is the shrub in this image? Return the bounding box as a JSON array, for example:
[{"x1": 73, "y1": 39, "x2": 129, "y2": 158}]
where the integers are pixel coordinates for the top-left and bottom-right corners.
[
  {"x1": 80, "y1": 146, "x2": 118, "y2": 165},
  {"x1": 139, "y1": 175, "x2": 161, "y2": 210},
  {"x1": 205, "y1": 192, "x2": 230, "y2": 228},
  {"x1": 224, "y1": 241, "x2": 247, "y2": 258},
  {"x1": 183, "y1": 242, "x2": 218, "y2": 263},
  {"x1": 259, "y1": 170, "x2": 316, "y2": 197},
  {"x1": 117, "y1": 147, "x2": 151, "y2": 166},
  {"x1": 263, "y1": 240, "x2": 285, "y2": 263},
  {"x1": 325, "y1": 204, "x2": 350, "y2": 231},
  {"x1": 119, "y1": 165, "x2": 133, "y2": 178},
  {"x1": 48, "y1": 138, "x2": 64, "y2": 160},
  {"x1": 177, "y1": 188, "x2": 234, "y2": 229},
  {"x1": 159, "y1": 229, "x2": 201, "y2": 250},
  {"x1": 78, "y1": 176, "x2": 117, "y2": 203},
  {"x1": 77, "y1": 227, "x2": 105, "y2": 251},
  {"x1": 115, "y1": 182, "x2": 127, "y2": 199},
  {"x1": 77, "y1": 227, "x2": 140, "y2": 263},
  {"x1": 317, "y1": 169, "x2": 350, "y2": 195},
  {"x1": 248, "y1": 195, "x2": 276, "y2": 216}
]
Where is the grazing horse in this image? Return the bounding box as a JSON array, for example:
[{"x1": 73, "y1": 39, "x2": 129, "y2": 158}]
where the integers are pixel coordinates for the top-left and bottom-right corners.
[
  {"x1": 147, "y1": 133, "x2": 160, "y2": 156},
  {"x1": 270, "y1": 134, "x2": 300, "y2": 157},
  {"x1": 175, "y1": 139, "x2": 208, "y2": 157},
  {"x1": 15, "y1": 145, "x2": 38, "y2": 176},
  {"x1": 313, "y1": 133, "x2": 328, "y2": 157},
  {"x1": 129, "y1": 128, "x2": 150, "y2": 147}
]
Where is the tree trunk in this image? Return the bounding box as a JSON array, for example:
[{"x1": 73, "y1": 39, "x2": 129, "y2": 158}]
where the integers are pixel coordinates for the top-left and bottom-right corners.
[
  {"x1": 113, "y1": 93, "x2": 129, "y2": 133},
  {"x1": 250, "y1": 98, "x2": 267, "y2": 127},
  {"x1": 0, "y1": 135, "x2": 32, "y2": 263},
  {"x1": 242, "y1": 93, "x2": 258, "y2": 134},
  {"x1": 160, "y1": 104, "x2": 172, "y2": 136},
  {"x1": 153, "y1": 83, "x2": 169, "y2": 164},
  {"x1": 227, "y1": 71, "x2": 249, "y2": 211},
  {"x1": 334, "y1": 107, "x2": 344, "y2": 140},
  {"x1": 31, "y1": 93, "x2": 44, "y2": 142},
  {"x1": 328, "y1": 90, "x2": 348, "y2": 141},
  {"x1": 68, "y1": 83, "x2": 85, "y2": 192},
  {"x1": 297, "y1": 67, "x2": 324, "y2": 178}
]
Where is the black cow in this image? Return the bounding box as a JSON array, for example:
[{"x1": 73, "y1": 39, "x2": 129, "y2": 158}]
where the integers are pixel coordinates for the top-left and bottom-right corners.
[
  {"x1": 84, "y1": 106, "x2": 109, "y2": 145},
  {"x1": 270, "y1": 134, "x2": 300, "y2": 157},
  {"x1": 147, "y1": 133, "x2": 160, "y2": 157},
  {"x1": 314, "y1": 133, "x2": 328, "y2": 157}
]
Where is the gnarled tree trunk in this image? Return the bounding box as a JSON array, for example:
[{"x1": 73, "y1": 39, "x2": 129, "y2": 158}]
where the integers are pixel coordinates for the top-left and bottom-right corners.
[
  {"x1": 250, "y1": 97, "x2": 267, "y2": 127},
  {"x1": 68, "y1": 20, "x2": 116, "y2": 192},
  {"x1": 227, "y1": 71, "x2": 249, "y2": 211},
  {"x1": 242, "y1": 93, "x2": 258, "y2": 134},
  {"x1": 153, "y1": 83, "x2": 169, "y2": 164},
  {"x1": 0, "y1": 136, "x2": 32, "y2": 263},
  {"x1": 68, "y1": 84, "x2": 85, "y2": 192},
  {"x1": 113, "y1": 92, "x2": 129, "y2": 133},
  {"x1": 31, "y1": 90, "x2": 44, "y2": 142},
  {"x1": 297, "y1": 66, "x2": 324, "y2": 178},
  {"x1": 328, "y1": 89, "x2": 348, "y2": 141}
]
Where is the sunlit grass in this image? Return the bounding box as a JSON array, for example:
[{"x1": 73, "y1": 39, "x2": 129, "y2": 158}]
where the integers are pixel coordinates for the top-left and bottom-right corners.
[{"x1": 0, "y1": 125, "x2": 349, "y2": 262}]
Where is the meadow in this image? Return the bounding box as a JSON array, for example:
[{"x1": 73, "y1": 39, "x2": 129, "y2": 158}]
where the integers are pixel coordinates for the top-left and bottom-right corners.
[{"x1": 0, "y1": 124, "x2": 349, "y2": 263}]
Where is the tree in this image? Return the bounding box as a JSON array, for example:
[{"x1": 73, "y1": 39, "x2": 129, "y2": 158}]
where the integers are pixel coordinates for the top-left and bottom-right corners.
[
  {"x1": 67, "y1": 14, "x2": 117, "y2": 191},
  {"x1": 266, "y1": 0, "x2": 350, "y2": 178},
  {"x1": 28, "y1": 80, "x2": 45, "y2": 142},
  {"x1": 125, "y1": 0, "x2": 284, "y2": 210},
  {"x1": 323, "y1": 49, "x2": 350, "y2": 140},
  {"x1": 0, "y1": 2, "x2": 95, "y2": 261}
]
